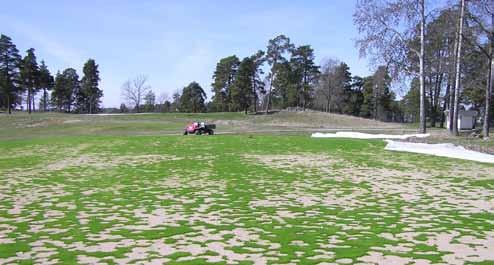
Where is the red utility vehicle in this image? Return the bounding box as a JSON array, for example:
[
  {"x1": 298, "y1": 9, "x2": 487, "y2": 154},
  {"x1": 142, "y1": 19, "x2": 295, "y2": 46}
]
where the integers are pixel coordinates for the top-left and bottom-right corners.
[{"x1": 183, "y1": 122, "x2": 215, "y2": 135}]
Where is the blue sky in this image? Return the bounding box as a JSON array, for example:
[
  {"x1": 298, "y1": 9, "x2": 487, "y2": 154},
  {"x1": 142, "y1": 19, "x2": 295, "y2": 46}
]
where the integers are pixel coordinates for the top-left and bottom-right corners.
[{"x1": 2, "y1": 0, "x2": 371, "y2": 107}]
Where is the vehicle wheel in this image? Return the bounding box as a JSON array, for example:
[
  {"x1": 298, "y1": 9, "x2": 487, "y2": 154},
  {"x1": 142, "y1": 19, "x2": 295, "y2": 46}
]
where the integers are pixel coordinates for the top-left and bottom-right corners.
[
  {"x1": 195, "y1": 130, "x2": 202, "y2": 135},
  {"x1": 209, "y1": 130, "x2": 214, "y2": 135},
  {"x1": 184, "y1": 131, "x2": 188, "y2": 135}
]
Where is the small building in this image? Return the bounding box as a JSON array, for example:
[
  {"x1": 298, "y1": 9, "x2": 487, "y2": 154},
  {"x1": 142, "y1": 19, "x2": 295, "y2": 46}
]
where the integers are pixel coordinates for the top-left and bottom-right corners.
[{"x1": 444, "y1": 110, "x2": 478, "y2": 130}]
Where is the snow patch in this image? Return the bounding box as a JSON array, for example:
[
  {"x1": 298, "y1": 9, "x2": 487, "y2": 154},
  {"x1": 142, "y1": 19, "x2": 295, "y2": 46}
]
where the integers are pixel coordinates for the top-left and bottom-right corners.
[
  {"x1": 311, "y1": 132, "x2": 430, "y2": 139},
  {"x1": 385, "y1": 140, "x2": 494, "y2": 163}
]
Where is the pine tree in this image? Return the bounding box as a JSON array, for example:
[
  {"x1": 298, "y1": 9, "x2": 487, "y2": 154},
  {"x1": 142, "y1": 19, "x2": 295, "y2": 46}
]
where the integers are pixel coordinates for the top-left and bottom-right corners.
[
  {"x1": 51, "y1": 71, "x2": 64, "y2": 111},
  {"x1": 265, "y1": 35, "x2": 294, "y2": 113},
  {"x1": 80, "y1": 59, "x2": 102, "y2": 113},
  {"x1": 232, "y1": 57, "x2": 255, "y2": 113},
  {"x1": 143, "y1": 90, "x2": 156, "y2": 112},
  {"x1": 402, "y1": 78, "x2": 422, "y2": 122},
  {"x1": 171, "y1": 92, "x2": 181, "y2": 112},
  {"x1": 272, "y1": 62, "x2": 296, "y2": 108},
  {"x1": 332, "y1": 63, "x2": 352, "y2": 113},
  {"x1": 372, "y1": 66, "x2": 393, "y2": 120},
  {"x1": 0, "y1": 34, "x2": 22, "y2": 114},
  {"x1": 52, "y1": 68, "x2": 79, "y2": 112},
  {"x1": 20, "y1": 48, "x2": 40, "y2": 113},
  {"x1": 180, "y1": 82, "x2": 206, "y2": 113},
  {"x1": 249, "y1": 50, "x2": 265, "y2": 112},
  {"x1": 63, "y1": 68, "x2": 79, "y2": 112},
  {"x1": 345, "y1": 76, "x2": 365, "y2": 116},
  {"x1": 163, "y1": 100, "x2": 172, "y2": 112},
  {"x1": 360, "y1": 76, "x2": 375, "y2": 118},
  {"x1": 38, "y1": 61, "x2": 54, "y2": 112},
  {"x1": 119, "y1": 103, "x2": 128, "y2": 113},
  {"x1": 211, "y1": 56, "x2": 240, "y2": 112},
  {"x1": 290, "y1": 45, "x2": 320, "y2": 110}
]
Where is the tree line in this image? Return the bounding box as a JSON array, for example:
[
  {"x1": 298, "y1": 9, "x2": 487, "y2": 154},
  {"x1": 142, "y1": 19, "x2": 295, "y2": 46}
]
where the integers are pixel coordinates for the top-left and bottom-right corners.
[
  {"x1": 0, "y1": 34, "x2": 103, "y2": 114},
  {"x1": 118, "y1": 35, "x2": 407, "y2": 124},
  {"x1": 120, "y1": 0, "x2": 494, "y2": 139},
  {"x1": 355, "y1": 0, "x2": 493, "y2": 137},
  {"x1": 163, "y1": 0, "x2": 492, "y2": 138}
]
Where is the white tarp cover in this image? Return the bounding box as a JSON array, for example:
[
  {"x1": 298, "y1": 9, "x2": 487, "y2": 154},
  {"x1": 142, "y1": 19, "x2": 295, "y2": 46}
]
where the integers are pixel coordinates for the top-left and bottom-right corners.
[
  {"x1": 384, "y1": 140, "x2": 494, "y2": 163},
  {"x1": 311, "y1": 132, "x2": 430, "y2": 139}
]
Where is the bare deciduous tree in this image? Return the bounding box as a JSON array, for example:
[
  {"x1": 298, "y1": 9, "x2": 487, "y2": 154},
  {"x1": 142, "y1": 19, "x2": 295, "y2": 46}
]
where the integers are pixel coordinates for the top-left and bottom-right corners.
[
  {"x1": 157, "y1": 92, "x2": 169, "y2": 105},
  {"x1": 354, "y1": 0, "x2": 428, "y2": 133},
  {"x1": 316, "y1": 58, "x2": 341, "y2": 113},
  {"x1": 452, "y1": 0, "x2": 466, "y2": 136},
  {"x1": 121, "y1": 75, "x2": 151, "y2": 113},
  {"x1": 468, "y1": 0, "x2": 494, "y2": 138}
]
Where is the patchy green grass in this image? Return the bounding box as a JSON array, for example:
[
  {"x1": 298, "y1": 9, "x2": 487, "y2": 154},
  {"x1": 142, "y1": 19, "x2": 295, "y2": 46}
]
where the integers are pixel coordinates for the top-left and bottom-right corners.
[{"x1": 1, "y1": 134, "x2": 493, "y2": 264}]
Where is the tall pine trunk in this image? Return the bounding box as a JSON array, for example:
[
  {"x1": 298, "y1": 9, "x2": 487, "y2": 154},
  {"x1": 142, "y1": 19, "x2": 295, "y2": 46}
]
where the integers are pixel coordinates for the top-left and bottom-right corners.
[
  {"x1": 326, "y1": 82, "x2": 331, "y2": 113},
  {"x1": 373, "y1": 83, "x2": 378, "y2": 120},
  {"x1": 431, "y1": 73, "x2": 443, "y2": 127},
  {"x1": 264, "y1": 80, "x2": 272, "y2": 114},
  {"x1": 265, "y1": 61, "x2": 277, "y2": 114},
  {"x1": 7, "y1": 94, "x2": 11, "y2": 114},
  {"x1": 441, "y1": 82, "x2": 451, "y2": 128},
  {"x1": 251, "y1": 76, "x2": 257, "y2": 113},
  {"x1": 484, "y1": 57, "x2": 492, "y2": 138},
  {"x1": 27, "y1": 89, "x2": 32, "y2": 114},
  {"x1": 428, "y1": 76, "x2": 435, "y2": 127},
  {"x1": 43, "y1": 88, "x2": 47, "y2": 112},
  {"x1": 419, "y1": 0, "x2": 426, "y2": 133},
  {"x1": 452, "y1": 0, "x2": 465, "y2": 136},
  {"x1": 483, "y1": 14, "x2": 494, "y2": 139}
]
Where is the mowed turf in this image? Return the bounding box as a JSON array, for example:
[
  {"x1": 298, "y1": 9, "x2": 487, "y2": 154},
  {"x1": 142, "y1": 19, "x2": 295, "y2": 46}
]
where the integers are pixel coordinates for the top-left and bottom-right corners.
[
  {"x1": 0, "y1": 112, "x2": 409, "y2": 141},
  {"x1": 1, "y1": 134, "x2": 493, "y2": 264}
]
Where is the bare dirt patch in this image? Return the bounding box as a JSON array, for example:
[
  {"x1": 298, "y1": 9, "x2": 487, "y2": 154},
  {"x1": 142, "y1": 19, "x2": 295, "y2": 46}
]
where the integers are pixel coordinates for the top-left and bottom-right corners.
[{"x1": 46, "y1": 154, "x2": 181, "y2": 171}]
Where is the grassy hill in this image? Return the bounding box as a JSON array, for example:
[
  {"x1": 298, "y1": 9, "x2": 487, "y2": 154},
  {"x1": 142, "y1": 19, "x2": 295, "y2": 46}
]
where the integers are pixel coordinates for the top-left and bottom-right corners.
[{"x1": 0, "y1": 111, "x2": 410, "y2": 140}]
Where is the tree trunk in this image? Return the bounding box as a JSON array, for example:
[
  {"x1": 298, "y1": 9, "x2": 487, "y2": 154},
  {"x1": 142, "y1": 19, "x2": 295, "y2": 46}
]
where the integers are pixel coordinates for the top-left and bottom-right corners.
[
  {"x1": 483, "y1": 14, "x2": 494, "y2": 139},
  {"x1": 484, "y1": 51, "x2": 493, "y2": 138},
  {"x1": 431, "y1": 73, "x2": 443, "y2": 127},
  {"x1": 441, "y1": 83, "x2": 450, "y2": 128},
  {"x1": 32, "y1": 93, "x2": 35, "y2": 112},
  {"x1": 373, "y1": 84, "x2": 378, "y2": 120},
  {"x1": 449, "y1": 77, "x2": 456, "y2": 131},
  {"x1": 252, "y1": 76, "x2": 257, "y2": 113},
  {"x1": 27, "y1": 89, "x2": 32, "y2": 114},
  {"x1": 452, "y1": 0, "x2": 465, "y2": 136},
  {"x1": 264, "y1": 81, "x2": 272, "y2": 114},
  {"x1": 265, "y1": 62, "x2": 277, "y2": 114},
  {"x1": 428, "y1": 76, "x2": 435, "y2": 127},
  {"x1": 43, "y1": 88, "x2": 47, "y2": 112},
  {"x1": 326, "y1": 82, "x2": 331, "y2": 113},
  {"x1": 7, "y1": 94, "x2": 11, "y2": 114},
  {"x1": 419, "y1": 0, "x2": 426, "y2": 133}
]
